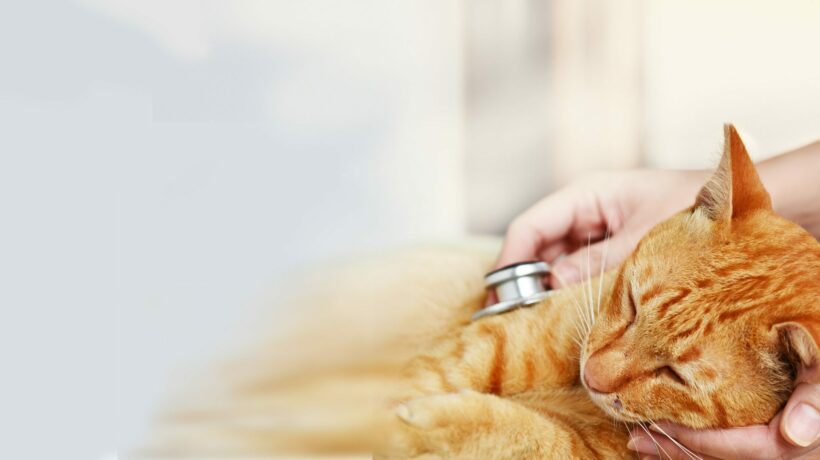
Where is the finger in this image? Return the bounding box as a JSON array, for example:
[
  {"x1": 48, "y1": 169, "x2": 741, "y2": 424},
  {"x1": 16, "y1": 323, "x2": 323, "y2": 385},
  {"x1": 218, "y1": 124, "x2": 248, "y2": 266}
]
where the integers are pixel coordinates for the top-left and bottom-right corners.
[
  {"x1": 537, "y1": 240, "x2": 573, "y2": 264},
  {"x1": 649, "y1": 422, "x2": 793, "y2": 460},
  {"x1": 567, "y1": 222, "x2": 608, "y2": 245},
  {"x1": 549, "y1": 235, "x2": 632, "y2": 288},
  {"x1": 484, "y1": 290, "x2": 498, "y2": 307},
  {"x1": 565, "y1": 185, "x2": 625, "y2": 245},
  {"x1": 493, "y1": 189, "x2": 580, "y2": 269},
  {"x1": 780, "y1": 382, "x2": 820, "y2": 447}
]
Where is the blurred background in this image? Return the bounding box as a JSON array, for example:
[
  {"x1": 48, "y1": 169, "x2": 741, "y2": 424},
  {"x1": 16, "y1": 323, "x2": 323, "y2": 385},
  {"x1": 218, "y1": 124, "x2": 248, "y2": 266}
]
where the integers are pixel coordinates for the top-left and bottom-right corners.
[{"x1": 1, "y1": 1, "x2": 818, "y2": 458}]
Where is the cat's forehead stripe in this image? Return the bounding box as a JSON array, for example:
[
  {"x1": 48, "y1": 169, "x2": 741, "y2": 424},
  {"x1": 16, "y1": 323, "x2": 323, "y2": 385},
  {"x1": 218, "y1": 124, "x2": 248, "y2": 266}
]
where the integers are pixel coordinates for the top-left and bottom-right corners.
[
  {"x1": 638, "y1": 284, "x2": 664, "y2": 306},
  {"x1": 655, "y1": 288, "x2": 691, "y2": 319},
  {"x1": 669, "y1": 318, "x2": 703, "y2": 341},
  {"x1": 676, "y1": 346, "x2": 701, "y2": 363}
]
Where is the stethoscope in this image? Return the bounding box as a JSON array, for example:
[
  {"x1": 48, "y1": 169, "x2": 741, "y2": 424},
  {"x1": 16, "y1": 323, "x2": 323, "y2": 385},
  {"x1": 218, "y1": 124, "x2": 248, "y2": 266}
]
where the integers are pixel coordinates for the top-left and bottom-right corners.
[{"x1": 471, "y1": 261, "x2": 555, "y2": 322}]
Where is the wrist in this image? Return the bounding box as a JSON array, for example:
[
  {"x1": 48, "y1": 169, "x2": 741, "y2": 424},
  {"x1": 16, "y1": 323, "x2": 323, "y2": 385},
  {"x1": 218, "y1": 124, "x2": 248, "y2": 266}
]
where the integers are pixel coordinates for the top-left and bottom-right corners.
[
  {"x1": 756, "y1": 142, "x2": 820, "y2": 237},
  {"x1": 665, "y1": 169, "x2": 710, "y2": 211}
]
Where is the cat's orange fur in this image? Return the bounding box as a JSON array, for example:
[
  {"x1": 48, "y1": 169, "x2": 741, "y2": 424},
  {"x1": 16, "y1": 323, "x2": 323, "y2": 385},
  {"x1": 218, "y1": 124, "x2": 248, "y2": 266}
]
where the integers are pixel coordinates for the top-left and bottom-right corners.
[
  {"x1": 140, "y1": 125, "x2": 820, "y2": 459},
  {"x1": 581, "y1": 126, "x2": 820, "y2": 431}
]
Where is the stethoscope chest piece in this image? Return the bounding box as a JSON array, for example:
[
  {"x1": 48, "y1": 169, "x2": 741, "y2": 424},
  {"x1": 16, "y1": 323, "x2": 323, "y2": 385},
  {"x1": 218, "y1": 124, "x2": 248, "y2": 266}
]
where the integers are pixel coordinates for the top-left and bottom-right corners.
[{"x1": 472, "y1": 261, "x2": 554, "y2": 321}]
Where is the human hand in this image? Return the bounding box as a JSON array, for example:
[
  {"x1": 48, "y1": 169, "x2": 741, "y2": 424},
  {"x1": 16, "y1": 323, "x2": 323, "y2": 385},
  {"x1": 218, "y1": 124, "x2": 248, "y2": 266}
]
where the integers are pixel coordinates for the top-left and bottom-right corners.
[
  {"x1": 627, "y1": 382, "x2": 820, "y2": 460},
  {"x1": 492, "y1": 169, "x2": 707, "y2": 290}
]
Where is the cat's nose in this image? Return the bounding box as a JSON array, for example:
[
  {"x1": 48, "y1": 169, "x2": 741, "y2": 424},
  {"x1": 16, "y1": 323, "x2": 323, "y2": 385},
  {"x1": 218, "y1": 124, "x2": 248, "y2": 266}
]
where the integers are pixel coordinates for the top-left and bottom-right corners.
[{"x1": 583, "y1": 357, "x2": 617, "y2": 394}]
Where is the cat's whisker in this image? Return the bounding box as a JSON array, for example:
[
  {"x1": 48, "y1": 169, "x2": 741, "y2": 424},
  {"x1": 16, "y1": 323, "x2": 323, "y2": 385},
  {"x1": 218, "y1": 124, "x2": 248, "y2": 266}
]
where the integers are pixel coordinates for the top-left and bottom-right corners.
[
  {"x1": 564, "y1": 243, "x2": 592, "y2": 333},
  {"x1": 567, "y1": 313, "x2": 589, "y2": 350},
  {"x1": 566, "y1": 304, "x2": 586, "y2": 337},
  {"x1": 622, "y1": 421, "x2": 641, "y2": 460},
  {"x1": 637, "y1": 421, "x2": 671, "y2": 460},
  {"x1": 585, "y1": 233, "x2": 596, "y2": 324},
  {"x1": 568, "y1": 239, "x2": 593, "y2": 332},
  {"x1": 553, "y1": 270, "x2": 593, "y2": 337},
  {"x1": 570, "y1": 318, "x2": 585, "y2": 343},
  {"x1": 646, "y1": 419, "x2": 703, "y2": 460},
  {"x1": 567, "y1": 314, "x2": 584, "y2": 337},
  {"x1": 596, "y1": 229, "x2": 611, "y2": 318}
]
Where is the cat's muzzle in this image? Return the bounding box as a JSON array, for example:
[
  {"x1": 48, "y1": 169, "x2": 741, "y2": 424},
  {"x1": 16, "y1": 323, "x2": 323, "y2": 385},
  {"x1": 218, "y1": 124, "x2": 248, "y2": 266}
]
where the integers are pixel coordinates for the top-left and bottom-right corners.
[{"x1": 472, "y1": 261, "x2": 555, "y2": 321}]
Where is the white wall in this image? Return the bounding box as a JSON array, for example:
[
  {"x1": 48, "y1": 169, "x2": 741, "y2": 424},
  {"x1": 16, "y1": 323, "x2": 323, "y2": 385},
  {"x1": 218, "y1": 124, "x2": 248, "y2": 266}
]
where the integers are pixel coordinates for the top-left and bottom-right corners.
[
  {"x1": 643, "y1": 0, "x2": 820, "y2": 167},
  {"x1": 464, "y1": 0, "x2": 554, "y2": 233},
  {"x1": 0, "y1": 1, "x2": 464, "y2": 458}
]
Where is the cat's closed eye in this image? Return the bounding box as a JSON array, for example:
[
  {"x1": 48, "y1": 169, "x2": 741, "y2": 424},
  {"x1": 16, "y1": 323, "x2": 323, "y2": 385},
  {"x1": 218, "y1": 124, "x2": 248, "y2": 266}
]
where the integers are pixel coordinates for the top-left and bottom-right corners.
[
  {"x1": 655, "y1": 365, "x2": 687, "y2": 386},
  {"x1": 626, "y1": 287, "x2": 637, "y2": 322}
]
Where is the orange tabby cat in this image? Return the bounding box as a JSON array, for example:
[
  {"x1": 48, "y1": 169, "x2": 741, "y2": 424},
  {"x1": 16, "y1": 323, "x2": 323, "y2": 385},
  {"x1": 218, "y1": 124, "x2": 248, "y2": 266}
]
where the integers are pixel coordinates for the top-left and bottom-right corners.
[{"x1": 142, "y1": 125, "x2": 819, "y2": 459}]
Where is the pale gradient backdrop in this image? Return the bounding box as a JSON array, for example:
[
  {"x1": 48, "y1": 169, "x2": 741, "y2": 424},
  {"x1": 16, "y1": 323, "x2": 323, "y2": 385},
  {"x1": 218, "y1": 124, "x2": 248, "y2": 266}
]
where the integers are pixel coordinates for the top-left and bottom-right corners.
[{"x1": 0, "y1": 1, "x2": 818, "y2": 459}]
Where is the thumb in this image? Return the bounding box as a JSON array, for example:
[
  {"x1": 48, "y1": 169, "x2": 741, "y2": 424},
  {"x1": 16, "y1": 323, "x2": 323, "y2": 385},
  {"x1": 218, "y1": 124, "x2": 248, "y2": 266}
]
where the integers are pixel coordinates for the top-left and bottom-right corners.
[
  {"x1": 781, "y1": 383, "x2": 820, "y2": 447},
  {"x1": 549, "y1": 236, "x2": 632, "y2": 288}
]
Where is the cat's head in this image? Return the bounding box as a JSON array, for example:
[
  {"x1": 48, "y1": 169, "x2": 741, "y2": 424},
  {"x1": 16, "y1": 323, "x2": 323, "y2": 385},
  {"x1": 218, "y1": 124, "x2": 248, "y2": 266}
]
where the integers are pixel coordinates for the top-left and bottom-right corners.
[{"x1": 581, "y1": 125, "x2": 820, "y2": 428}]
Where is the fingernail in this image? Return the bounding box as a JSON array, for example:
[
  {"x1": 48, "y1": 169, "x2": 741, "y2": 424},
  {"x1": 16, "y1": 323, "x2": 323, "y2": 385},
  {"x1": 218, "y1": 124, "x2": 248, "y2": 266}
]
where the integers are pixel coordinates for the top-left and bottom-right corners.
[
  {"x1": 552, "y1": 264, "x2": 580, "y2": 286},
  {"x1": 786, "y1": 403, "x2": 820, "y2": 447}
]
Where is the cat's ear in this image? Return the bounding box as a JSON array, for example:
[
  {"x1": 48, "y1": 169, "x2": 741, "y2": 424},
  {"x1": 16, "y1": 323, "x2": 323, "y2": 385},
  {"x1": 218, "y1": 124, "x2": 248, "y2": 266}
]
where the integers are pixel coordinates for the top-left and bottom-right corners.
[
  {"x1": 694, "y1": 124, "x2": 772, "y2": 221},
  {"x1": 775, "y1": 322, "x2": 820, "y2": 383}
]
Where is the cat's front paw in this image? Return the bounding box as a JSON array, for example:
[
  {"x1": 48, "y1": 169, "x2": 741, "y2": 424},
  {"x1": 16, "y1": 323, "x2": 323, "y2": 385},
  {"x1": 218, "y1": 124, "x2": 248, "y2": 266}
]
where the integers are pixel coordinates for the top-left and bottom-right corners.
[
  {"x1": 388, "y1": 390, "x2": 494, "y2": 459},
  {"x1": 397, "y1": 390, "x2": 490, "y2": 430}
]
